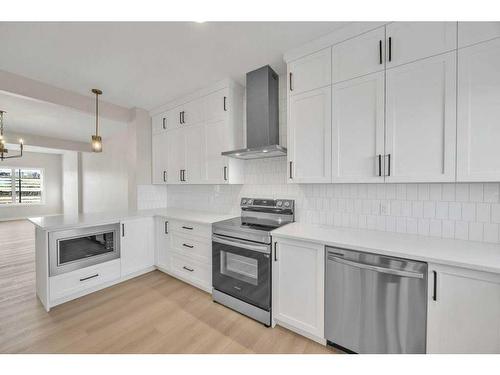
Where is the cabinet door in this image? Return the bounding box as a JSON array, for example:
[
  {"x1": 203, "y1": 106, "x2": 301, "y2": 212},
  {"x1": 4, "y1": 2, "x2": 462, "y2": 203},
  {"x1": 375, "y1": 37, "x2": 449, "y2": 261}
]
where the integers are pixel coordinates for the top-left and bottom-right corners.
[
  {"x1": 272, "y1": 238, "x2": 324, "y2": 341},
  {"x1": 288, "y1": 48, "x2": 331, "y2": 95},
  {"x1": 166, "y1": 128, "x2": 185, "y2": 184},
  {"x1": 427, "y1": 264, "x2": 500, "y2": 353},
  {"x1": 385, "y1": 52, "x2": 456, "y2": 182},
  {"x1": 287, "y1": 86, "x2": 332, "y2": 183},
  {"x1": 332, "y1": 26, "x2": 385, "y2": 83},
  {"x1": 183, "y1": 124, "x2": 205, "y2": 184},
  {"x1": 152, "y1": 112, "x2": 167, "y2": 135},
  {"x1": 457, "y1": 38, "x2": 500, "y2": 182},
  {"x1": 151, "y1": 133, "x2": 169, "y2": 184},
  {"x1": 205, "y1": 88, "x2": 229, "y2": 124},
  {"x1": 385, "y1": 22, "x2": 457, "y2": 68},
  {"x1": 458, "y1": 22, "x2": 500, "y2": 48},
  {"x1": 155, "y1": 217, "x2": 170, "y2": 271},
  {"x1": 182, "y1": 97, "x2": 204, "y2": 126},
  {"x1": 332, "y1": 72, "x2": 385, "y2": 183},
  {"x1": 121, "y1": 218, "x2": 154, "y2": 277},
  {"x1": 203, "y1": 119, "x2": 227, "y2": 184}
]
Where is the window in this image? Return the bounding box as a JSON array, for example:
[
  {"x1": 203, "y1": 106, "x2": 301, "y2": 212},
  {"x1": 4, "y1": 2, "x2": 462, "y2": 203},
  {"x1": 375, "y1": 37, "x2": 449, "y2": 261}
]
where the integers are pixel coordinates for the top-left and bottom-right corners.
[{"x1": 0, "y1": 168, "x2": 43, "y2": 205}]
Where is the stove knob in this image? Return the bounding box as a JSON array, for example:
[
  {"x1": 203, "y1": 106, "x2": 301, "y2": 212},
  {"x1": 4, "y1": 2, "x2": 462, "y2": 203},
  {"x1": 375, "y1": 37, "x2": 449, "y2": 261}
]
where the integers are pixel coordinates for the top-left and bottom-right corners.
[
  {"x1": 242, "y1": 199, "x2": 247, "y2": 205},
  {"x1": 248, "y1": 199, "x2": 253, "y2": 205},
  {"x1": 277, "y1": 201, "x2": 283, "y2": 207},
  {"x1": 284, "y1": 201, "x2": 290, "y2": 207}
]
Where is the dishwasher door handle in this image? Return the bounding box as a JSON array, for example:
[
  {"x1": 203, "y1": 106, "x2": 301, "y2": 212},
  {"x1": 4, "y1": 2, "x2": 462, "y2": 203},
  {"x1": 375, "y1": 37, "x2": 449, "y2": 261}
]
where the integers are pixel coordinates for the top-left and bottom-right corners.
[{"x1": 327, "y1": 255, "x2": 424, "y2": 279}]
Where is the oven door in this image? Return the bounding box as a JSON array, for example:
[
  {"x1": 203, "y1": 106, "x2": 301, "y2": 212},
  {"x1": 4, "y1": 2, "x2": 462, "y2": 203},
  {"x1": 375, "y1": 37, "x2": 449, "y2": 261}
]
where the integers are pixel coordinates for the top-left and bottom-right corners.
[{"x1": 212, "y1": 234, "x2": 271, "y2": 311}]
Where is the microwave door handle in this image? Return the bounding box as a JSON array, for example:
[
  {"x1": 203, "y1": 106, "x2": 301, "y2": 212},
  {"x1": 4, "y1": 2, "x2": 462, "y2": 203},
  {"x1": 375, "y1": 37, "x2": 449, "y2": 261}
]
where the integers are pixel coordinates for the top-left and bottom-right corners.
[
  {"x1": 327, "y1": 255, "x2": 424, "y2": 279},
  {"x1": 212, "y1": 235, "x2": 269, "y2": 254}
]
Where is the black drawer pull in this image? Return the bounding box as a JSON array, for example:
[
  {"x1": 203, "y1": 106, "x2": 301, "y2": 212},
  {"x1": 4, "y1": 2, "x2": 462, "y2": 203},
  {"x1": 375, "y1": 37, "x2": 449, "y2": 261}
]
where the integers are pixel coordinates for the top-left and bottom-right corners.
[
  {"x1": 433, "y1": 271, "x2": 438, "y2": 301},
  {"x1": 183, "y1": 266, "x2": 194, "y2": 272},
  {"x1": 379, "y1": 40, "x2": 382, "y2": 64},
  {"x1": 80, "y1": 274, "x2": 99, "y2": 282},
  {"x1": 378, "y1": 154, "x2": 382, "y2": 177},
  {"x1": 223, "y1": 96, "x2": 227, "y2": 111},
  {"x1": 182, "y1": 243, "x2": 194, "y2": 248},
  {"x1": 388, "y1": 37, "x2": 392, "y2": 62},
  {"x1": 164, "y1": 221, "x2": 169, "y2": 234},
  {"x1": 182, "y1": 226, "x2": 193, "y2": 230}
]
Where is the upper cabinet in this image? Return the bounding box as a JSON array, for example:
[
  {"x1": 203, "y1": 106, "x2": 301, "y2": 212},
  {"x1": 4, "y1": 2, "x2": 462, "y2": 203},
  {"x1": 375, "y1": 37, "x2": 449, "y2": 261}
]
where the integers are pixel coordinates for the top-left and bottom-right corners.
[
  {"x1": 385, "y1": 52, "x2": 457, "y2": 183},
  {"x1": 287, "y1": 48, "x2": 331, "y2": 95},
  {"x1": 151, "y1": 81, "x2": 244, "y2": 185},
  {"x1": 385, "y1": 22, "x2": 457, "y2": 68},
  {"x1": 458, "y1": 22, "x2": 500, "y2": 48},
  {"x1": 332, "y1": 26, "x2": 386, "y2": 83},
  {"x1": 287, "y1": 86, "x2": 332, "y2": 183},
  {"x1": 457, "y1": 38, "x2": 500, "y2": 182},
  {"x1": 332, "y1": 71, "x2": 385, "y2": 183}
]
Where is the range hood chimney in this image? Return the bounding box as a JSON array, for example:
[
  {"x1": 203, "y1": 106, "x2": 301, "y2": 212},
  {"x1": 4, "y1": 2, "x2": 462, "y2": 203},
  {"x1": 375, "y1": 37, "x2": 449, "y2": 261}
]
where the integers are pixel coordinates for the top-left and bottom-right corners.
[{"x1": 222, "y1": 65, "x2": 286, "y2": 159}]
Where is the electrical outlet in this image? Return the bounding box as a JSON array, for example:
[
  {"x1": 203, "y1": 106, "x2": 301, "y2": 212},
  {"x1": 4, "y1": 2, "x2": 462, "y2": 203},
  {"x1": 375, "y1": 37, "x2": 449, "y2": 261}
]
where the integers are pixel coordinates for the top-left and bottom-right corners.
[{"x1": 380, "y1": 201, "x2": 390, "y2": 216}]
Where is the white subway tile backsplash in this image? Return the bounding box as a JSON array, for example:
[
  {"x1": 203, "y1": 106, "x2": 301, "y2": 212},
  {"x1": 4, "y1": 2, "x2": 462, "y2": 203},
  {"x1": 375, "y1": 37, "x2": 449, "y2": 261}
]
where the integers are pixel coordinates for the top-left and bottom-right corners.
[
  {"x1": 456, "y1": 184, "x2": 470, "y2": 202},
  {"x1": 469, "y1": 183, "x2": 484, "y2": 202},
  {"x1": 469, "y1": 222, "x2": 484, "y2": 242},
  {"x1": 484, "y1": 183, "x2": 500, "y2": 203},
  {"x1": 484, "y1": 223, "x2": 499, "y2": 243},
  {"x1": 477, "y1": 203, "x2": 491, "y2": 223},
  {"x1": 462, "y1": 203, "x2": 476, "y2": 222},
  {"x1": 455, "y1": 221, "x2": 469, "y2": 240},
  {"x1": 449, "y1": 202, "x2": 462, "y2": 220}
]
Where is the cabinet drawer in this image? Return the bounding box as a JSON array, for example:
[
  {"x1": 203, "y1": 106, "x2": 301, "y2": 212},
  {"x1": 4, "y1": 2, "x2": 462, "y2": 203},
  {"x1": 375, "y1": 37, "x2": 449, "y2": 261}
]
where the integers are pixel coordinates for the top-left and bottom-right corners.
[
  {"x1": 169, "y1": 220, "x2": 211, "y2": 239},
  {"x1": 49, "y1": 259, "x2": 121, "y2": 301},
  {"x1": 171, "y1": 232, "x2": 210, "y2": 262},
  {"x1": 170, "y1": 253, "x2": 211, "y2": 289}
]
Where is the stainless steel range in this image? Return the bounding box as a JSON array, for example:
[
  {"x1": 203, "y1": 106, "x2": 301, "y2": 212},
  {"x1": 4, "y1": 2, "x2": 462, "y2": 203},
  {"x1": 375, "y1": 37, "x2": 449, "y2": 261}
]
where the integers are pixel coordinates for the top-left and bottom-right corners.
[{"x1": 212, "y1": 198, "x2": 294, "y2": 326}]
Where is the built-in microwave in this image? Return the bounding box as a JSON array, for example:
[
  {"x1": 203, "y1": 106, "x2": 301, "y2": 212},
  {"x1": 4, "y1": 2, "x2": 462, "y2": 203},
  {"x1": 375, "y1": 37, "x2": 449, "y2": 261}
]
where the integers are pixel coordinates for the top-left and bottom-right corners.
[{"x1": 48, "y1": 224, "x2": 120, "y2": 276}]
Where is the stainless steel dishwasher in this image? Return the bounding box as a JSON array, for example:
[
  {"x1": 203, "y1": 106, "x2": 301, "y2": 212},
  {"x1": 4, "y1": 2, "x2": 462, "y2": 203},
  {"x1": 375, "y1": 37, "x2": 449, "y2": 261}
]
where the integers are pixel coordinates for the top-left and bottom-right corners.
[{"x1": 325, "y1": 247, "x2": 427, "y2": 354}]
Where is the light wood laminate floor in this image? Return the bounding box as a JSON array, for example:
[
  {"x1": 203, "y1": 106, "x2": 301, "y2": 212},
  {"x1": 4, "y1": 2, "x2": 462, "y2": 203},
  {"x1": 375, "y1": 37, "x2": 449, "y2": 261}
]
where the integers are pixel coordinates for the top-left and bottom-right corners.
[{"x1": 0, "y1": 220, "x2": 337, "y2": 354}]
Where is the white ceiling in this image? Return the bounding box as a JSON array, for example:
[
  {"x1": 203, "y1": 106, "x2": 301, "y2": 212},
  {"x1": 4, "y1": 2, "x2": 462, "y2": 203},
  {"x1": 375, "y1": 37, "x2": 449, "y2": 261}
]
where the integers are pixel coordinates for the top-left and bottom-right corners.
[
  {"x1": 0, "y1": 22, "x2": 347, "y2": 110},
  {"x1": 0, "y1": 91, "x2": 126, "y2": 142}
]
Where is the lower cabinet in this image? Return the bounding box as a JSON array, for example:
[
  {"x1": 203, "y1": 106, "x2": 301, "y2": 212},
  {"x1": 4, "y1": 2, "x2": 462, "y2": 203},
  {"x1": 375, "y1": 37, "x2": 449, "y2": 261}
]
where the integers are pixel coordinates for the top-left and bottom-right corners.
[
  {"x1": 427, "y1": 263, "x2": 500, "y2": 353},
  {"x1": 272, "y1": 237, "x2": 325, "y2": 343},
  {"x1": 120, "y1": 217, "x2": 155, "y2": 277},
  {"x1": 155, "y1": 217, "x2": 171, "y2": 271}
]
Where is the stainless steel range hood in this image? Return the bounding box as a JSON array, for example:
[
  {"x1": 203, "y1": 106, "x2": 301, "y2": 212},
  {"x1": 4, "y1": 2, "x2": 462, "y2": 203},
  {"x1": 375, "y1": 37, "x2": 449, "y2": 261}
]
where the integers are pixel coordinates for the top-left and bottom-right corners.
[{"x1": 222, "y1": 65, "x2": 286, "y2": 160}]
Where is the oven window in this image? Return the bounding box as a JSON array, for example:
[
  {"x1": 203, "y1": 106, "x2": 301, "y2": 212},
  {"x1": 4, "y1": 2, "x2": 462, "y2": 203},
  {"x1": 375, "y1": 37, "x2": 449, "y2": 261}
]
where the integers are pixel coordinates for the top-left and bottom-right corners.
[
  {"x1": 58, "y1": 232, "x2": 115, "y2": 265},
  {"x1": 220, "y1": 251, "x2": 258, "y2": 286}
]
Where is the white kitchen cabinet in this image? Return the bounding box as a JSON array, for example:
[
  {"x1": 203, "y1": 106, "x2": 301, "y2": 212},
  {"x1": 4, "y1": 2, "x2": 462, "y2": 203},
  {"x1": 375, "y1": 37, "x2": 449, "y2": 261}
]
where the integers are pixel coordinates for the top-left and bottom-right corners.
[
  {"x1": 152, "y1": 107, "x2": 181, "y2": 134},
  {"x1": 204, "y1": 88, "x2": 228, "y2": 123},
  {"x1": 287, "y1": 86, "x2": 332, "y2": 183},
  {"x1": 120, "y1": 217, "x2": 154, "y2": 277},
  {"x1": 457, "y1": 38, "x2": 500, "y2": 182},
  {"x1": 287, "y1": 48, "x2": 331, "y2": 95},
  {"x1": 385, "y1": 22, "x2": 457, "y2": 68},
  {"x1": 332, "y1": 26, "x2": 386, "y2": 83},
  {"x1": 385, "y1": 51, "x2": 456, "y2": 183},
  {"x1": 427, "y1": 263, "x2": 500, "y2": 353},
  {"x1": 181, "y1": 97, "x2": 204, "y2": 126},
  {"x1": 272, "y1": 238, "x2": 324, "y2": 343},
  {"x1": 155, "y1": 217, "x2": 170, "y2": 271},
  {"x1": 458, "y1": 22, "x2": 500, "y2": 48},
  {"x1": 183, "y1": 124, "x2": 205, "y2": 184},
  {"x1": 152, "y1": 112, "x2": 167, "y2": 135},
  {"x1": 166, "y1": 128, "x2": 185, "y2": 184},
  {"x1": 332, "y1": 71, "x2": 385, "y2": 183},
  {"x1": 151, "y1": 132, "x2": 169, "y2": 184}
]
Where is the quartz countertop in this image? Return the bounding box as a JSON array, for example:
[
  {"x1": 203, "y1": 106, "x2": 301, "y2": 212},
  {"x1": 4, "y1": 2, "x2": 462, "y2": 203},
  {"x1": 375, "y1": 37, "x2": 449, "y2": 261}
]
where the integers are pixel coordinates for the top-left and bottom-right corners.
[
  {"x1": 28, "y1": 208, "x2": 237, "y2": 231},
  {"x1": 272, "y1": 222, "x2": 500, "y2": 274}
]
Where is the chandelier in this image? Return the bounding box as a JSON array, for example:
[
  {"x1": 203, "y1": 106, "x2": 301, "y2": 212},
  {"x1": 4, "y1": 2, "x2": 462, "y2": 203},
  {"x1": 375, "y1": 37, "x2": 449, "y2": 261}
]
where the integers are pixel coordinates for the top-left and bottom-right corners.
[
  {"x1": 91, "y1": 89, "x2": 103, "y2": 153},
  {"x1": 0, "y1": 110, "x2": 23, "y2": 161}
]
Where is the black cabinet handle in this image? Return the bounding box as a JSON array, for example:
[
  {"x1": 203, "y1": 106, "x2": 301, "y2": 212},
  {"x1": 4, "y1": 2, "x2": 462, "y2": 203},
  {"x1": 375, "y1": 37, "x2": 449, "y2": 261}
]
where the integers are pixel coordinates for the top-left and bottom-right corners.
[
  {"x1": 433, "y1": 271, "x2": 437, "y2": 301},
  {"x1": 179, "y1": 111, "x2": 182, "y2": 124},
  {"x1": 80, "y1": 274, "x2": 99, "y2": 282},
  {"x1": 182, "y1": 226, "x2": 193, "y2": 230},
  {"x1": 387, "y1": 154, "x2": 391, "y2": 176},
  {"x1": 289, "y1": 72, "x2": 293, "y2": 91},
  {"x1": 223, "y1": 166, "x2": 228, "y2": 181},
  {"x1": 162, "y1": 117, "x2": 166, "y2": 129},
  {"x1": 289, "y1": 161, "x2": 293, "y2": 179},
  {"x1": 121, "y1": 223, "x2": 125, "y2": 237},
  {"x1": 163, "y1": 170, "x2": 167, "y2": 182},
  {"x1": 223, "y1": 96, "x2": 227, "y2": 111},
  {"x1": 379, "y1": 40, "x2": 383, "y2": 64},
  {"x1": 182, "y1": 169, "x2": 186, "y2": 182},
  {"x1": 179, "y1": 169, "x2": 183, "y2": 181},
  {"x1": 378, "y1": 154, "x2": 382, "y2": 177},
  {"x1": 164, "y1": 221, "x2": 169, "y2": 234},
  {"x1": 182, "y1": 243, "x2": 194, "y2": 248},
  {"x1": 388, "y1": 37, "x2": 392, "y2": 62},
  {"x1": 274, "y1": 242, "x2": 278, "y2": 261},
  {"x1": 182, "y1": 111, "x2": 185, "y2": 124},
  {"x1": 183, "y1": 266, "x2": 194, "y2": 272}
]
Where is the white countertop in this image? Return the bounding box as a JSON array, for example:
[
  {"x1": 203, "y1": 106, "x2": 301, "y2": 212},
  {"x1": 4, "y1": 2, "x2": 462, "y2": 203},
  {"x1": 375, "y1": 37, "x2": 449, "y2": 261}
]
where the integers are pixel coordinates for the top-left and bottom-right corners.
[
  {"x1": 272, "y1": 222, "x2": 500, "y2": 274},
  {"x1": 28, "y1": 208, "x2": 236, "y2": 231}
]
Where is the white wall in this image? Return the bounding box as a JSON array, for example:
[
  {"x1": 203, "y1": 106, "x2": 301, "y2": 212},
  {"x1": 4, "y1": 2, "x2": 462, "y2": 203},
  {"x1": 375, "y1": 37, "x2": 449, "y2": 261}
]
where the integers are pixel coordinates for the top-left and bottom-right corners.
[
  {"x1": 80, "y1": 130, "x2": 129, "y2": 213},
  {"x1": 0, "y1": 150, "x2": 63, "y2": 220},
  {"x1": 165, "y1": 75, "x2": 500, "y2": 244},
  {"x1": 62, "y1": 151, "x2": 79, "y2": 216}
]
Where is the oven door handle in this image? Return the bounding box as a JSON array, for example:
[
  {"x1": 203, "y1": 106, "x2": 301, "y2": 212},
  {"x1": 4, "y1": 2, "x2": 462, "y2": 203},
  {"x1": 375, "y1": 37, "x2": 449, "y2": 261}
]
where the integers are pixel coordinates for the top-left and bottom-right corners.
[{"x1": 212, "y1": 234, "x2": 270, "y2": 254}]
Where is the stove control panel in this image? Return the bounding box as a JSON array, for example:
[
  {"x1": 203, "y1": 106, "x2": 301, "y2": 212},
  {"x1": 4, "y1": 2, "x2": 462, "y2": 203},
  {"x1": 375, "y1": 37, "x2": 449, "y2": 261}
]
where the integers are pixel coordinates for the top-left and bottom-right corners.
[{"x1": 240, "y1": 198, "x2": 294, "y2": 210}]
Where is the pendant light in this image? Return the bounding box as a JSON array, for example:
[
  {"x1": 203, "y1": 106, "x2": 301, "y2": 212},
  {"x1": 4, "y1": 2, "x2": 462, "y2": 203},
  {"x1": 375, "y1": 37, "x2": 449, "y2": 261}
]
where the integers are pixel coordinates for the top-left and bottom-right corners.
[
  {"x1": 0, "y1": 110, "x2": 24, "y2": 161},
  {"x1": 91, "y1": 89, "x2": 103, "y2": 153}
]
